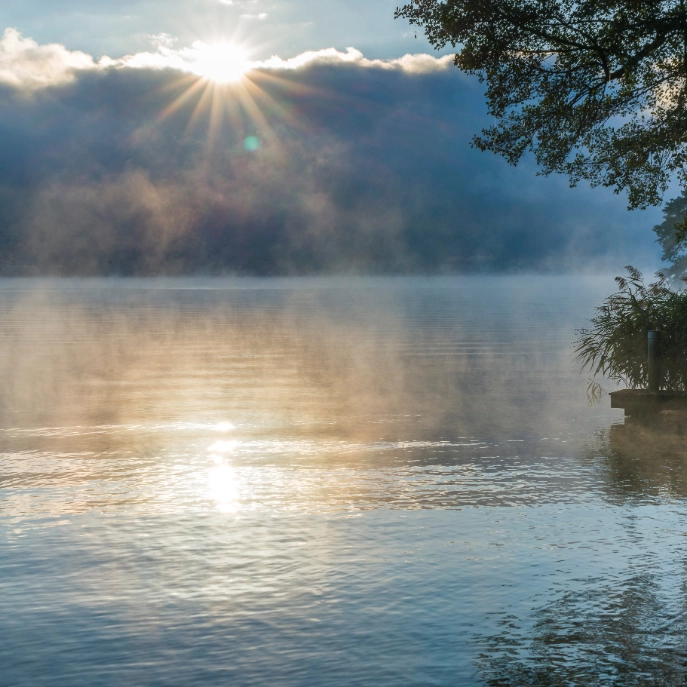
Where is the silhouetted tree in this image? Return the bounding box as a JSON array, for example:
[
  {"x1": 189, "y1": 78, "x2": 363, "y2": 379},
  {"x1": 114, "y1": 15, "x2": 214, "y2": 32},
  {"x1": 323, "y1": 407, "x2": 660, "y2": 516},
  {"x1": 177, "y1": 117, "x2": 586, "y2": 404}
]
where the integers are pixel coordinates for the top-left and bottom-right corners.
[
  {"x1": 654, "y1": 189, "x2": 687, "y2": 277},
  {"x1": 396, "y1": 1, "x2": 687, "y2": 210}
]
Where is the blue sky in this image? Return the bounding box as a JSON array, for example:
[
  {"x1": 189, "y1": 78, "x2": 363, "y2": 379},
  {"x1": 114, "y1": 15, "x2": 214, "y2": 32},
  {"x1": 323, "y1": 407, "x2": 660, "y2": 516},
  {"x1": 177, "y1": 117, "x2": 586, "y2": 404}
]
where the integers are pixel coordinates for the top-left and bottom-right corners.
[
  {"x1": 0, "y1": 2, "x2": 666, "y2": 275},
  {"x1": 0, "y1": 0, "x2": 434, "y2": 60}
]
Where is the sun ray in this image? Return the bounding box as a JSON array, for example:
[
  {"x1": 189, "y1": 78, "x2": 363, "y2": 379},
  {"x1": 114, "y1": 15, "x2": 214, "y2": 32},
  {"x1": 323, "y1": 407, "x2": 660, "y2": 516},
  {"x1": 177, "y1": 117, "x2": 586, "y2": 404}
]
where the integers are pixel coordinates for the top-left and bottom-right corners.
[
  {"x1": 206, "y1": 83, "x2": 227, "y2": 151},
  {"x1": 240, "y1": 73, "x2": 305, "y2": 130},
  {"x1": 185, "y1": 79, "x2": 217, "y2": 134},
  {"x1": 156, "y1": 77, "x2": 208, "y2": 124},
  {"x1": 230, "y1": 82, "x2": 280, "y2": 149},
  {"x1": 142, "y1": 37, "x2": 352, "y2": 164},
  {"x1": 221, "y1": 83, "x2": 248, "y2": 139}
]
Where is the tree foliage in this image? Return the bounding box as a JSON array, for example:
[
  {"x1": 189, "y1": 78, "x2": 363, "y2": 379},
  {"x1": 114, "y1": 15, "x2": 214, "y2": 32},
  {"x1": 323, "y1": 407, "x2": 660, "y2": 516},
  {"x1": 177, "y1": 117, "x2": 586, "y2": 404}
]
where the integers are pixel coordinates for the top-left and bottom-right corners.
[
  {"x1": 575, "y1": 266, "x2": 687, "y2": 389},
  {"x1": 396, "y1": 0, "x2": 687, "y2": 209},
  {"x1": 653, "y1": 188, "x2": 687, "y2": 276}
]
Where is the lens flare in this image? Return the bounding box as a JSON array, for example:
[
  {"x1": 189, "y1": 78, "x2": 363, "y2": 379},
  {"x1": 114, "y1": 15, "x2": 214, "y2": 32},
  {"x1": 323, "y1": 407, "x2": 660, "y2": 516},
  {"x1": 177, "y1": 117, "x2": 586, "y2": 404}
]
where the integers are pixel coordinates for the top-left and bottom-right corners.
[{"x1": 243, "y1": 135, "x2": 261, "y2": 151}]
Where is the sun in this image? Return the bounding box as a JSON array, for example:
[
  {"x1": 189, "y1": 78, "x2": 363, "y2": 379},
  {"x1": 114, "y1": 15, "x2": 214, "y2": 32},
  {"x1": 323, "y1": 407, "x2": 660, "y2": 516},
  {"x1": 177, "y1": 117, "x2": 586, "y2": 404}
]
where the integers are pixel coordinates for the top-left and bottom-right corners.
[{"x1": 188, "y1": 41, "x2": 252, "y2": 83}]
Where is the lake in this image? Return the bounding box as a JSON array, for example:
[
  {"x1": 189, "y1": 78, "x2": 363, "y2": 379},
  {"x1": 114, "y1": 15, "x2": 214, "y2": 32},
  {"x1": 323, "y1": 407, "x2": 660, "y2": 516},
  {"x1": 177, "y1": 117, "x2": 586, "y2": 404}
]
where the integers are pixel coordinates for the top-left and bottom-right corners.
[{"x1": 1, "y1": 276, "x2": 686, "y2": 686}]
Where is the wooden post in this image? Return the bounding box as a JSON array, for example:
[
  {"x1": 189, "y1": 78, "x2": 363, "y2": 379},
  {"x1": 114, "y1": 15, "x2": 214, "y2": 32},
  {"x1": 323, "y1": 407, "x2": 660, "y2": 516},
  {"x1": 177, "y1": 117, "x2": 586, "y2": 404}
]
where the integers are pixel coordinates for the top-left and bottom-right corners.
[{"x1": 648, "y1": 330, "x2": 660, "y2": 392}]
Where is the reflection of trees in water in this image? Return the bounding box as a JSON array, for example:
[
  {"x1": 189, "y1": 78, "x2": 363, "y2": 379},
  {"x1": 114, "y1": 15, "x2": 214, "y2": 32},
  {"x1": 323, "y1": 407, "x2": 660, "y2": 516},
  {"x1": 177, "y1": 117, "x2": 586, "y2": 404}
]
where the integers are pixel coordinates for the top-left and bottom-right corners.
[
  {"x1": 476, "y1": 571, "x2": 687, "y2": 685},
  {"x1": 476, "y1": 415, "x2": 687, "y2": 686}
]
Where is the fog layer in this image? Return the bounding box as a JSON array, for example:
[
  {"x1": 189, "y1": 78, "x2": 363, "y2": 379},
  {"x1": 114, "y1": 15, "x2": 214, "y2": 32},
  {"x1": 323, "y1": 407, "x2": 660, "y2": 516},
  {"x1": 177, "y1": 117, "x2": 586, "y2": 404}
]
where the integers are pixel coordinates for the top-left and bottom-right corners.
[{"x1": 0, "y1": 42, "x2": 661, "y2": 275}]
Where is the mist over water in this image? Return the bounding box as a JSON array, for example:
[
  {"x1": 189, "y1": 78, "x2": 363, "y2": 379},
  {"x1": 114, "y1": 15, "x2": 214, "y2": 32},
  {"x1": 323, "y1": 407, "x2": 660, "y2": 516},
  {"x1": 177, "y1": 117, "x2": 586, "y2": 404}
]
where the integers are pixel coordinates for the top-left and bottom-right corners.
[
  {"x1": 2, "y1": 276, "x2": 687, "y2": 685},
  {"x1": 0, "y1": 58, "x2": 661, "y2": 275}
]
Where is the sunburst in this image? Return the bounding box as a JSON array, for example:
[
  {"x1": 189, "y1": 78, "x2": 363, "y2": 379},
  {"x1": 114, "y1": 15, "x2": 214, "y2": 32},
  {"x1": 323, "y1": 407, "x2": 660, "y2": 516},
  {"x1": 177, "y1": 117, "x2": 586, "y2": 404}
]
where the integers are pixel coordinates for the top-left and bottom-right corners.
[
  {"x1": 151, "y1": 56, "x2": 310, "y2": 154},
  {"x1": 133, "y1": 37, "x2": 326, "y2": 158}
]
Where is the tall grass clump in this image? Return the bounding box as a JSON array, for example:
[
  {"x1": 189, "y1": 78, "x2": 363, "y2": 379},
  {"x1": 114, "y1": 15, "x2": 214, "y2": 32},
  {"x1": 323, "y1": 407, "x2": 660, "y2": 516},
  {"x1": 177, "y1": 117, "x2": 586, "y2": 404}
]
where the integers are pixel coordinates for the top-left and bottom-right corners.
[{"x1": 576, "y1": 266, "x2": 687, "y2": 390}]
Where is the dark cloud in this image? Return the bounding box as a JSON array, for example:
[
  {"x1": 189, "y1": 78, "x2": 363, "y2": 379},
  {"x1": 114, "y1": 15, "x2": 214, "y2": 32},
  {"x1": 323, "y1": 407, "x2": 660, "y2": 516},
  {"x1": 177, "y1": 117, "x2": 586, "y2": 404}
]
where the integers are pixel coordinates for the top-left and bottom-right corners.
[{"x1": 0, "y1": 54, "x2": 661, "y2": 275}]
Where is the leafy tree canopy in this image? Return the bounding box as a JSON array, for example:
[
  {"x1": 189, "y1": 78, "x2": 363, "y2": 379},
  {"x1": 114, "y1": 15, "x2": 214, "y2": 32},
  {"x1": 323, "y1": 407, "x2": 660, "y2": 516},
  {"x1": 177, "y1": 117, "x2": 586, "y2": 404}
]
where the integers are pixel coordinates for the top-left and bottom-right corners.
[
  {"x1": 396, "y1": 0, "x2": 687, "y2": 209},
  {"x1": 654, "y1": 188, "x2": 687, "y2": 275}
]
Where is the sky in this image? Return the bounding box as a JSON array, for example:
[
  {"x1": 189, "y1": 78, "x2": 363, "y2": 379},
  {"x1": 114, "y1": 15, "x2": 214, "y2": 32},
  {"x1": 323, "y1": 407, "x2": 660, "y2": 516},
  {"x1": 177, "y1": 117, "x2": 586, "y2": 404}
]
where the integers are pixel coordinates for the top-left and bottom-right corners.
[
  {"x1": 0, "y1": 0, "x2": 433, "y2": 61},
  {"x1": 0, "y1": 1, "x2": 667, "y2": 275}
]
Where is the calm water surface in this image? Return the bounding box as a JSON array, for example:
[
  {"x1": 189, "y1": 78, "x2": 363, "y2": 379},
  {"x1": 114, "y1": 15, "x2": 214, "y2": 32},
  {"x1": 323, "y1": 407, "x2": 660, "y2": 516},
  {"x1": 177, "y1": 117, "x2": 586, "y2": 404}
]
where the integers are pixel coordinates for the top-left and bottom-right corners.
[{"x1": 1, "y1": 276, "x2": 686, "y2": 686}]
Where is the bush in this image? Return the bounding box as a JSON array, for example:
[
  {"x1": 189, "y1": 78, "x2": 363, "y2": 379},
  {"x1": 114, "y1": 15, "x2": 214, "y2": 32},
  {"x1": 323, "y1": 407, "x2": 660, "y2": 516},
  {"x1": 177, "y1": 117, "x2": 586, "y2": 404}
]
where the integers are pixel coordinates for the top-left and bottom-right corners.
[{"x1": 575, "y1": 267, "x2": 687, "y2": 390}]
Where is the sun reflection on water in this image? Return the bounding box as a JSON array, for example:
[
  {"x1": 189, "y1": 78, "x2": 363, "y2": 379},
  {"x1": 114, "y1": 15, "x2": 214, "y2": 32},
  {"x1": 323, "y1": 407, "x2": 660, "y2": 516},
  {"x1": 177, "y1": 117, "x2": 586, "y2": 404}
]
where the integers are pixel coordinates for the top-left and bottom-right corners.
[
  {"x1": 207, "y1": 434, "x2": 241, "y2": 512},
  {"x1": 208, "y1": 460, "x2": 240, "y2": 513},
  {"x1": 208, "y1": 439, "x2": 240, "y2": 453}
]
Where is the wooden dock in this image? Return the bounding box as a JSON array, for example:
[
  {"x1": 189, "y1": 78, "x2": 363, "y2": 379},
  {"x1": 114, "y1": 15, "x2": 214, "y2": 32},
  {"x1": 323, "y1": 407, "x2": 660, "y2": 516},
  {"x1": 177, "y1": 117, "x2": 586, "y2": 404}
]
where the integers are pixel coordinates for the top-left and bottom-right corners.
[{"x1": 610, "y1": 389, "x2": 687, "y2": 416}]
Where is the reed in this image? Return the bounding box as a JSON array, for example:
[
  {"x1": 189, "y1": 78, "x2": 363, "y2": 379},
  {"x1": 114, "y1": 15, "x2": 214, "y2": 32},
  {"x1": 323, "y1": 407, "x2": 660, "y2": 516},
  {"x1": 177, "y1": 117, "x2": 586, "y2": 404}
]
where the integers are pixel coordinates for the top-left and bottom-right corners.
[{"x1": 576, "y1": 267, "x2": 687, "y2": 390}]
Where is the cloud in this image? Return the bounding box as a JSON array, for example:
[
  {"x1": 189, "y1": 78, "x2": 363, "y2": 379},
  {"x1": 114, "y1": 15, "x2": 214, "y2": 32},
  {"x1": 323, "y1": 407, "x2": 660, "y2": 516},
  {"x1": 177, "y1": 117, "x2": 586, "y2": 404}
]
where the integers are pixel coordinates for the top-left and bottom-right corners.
[
  {"x1": 0, "y1": 32, "x2": 661, "y2": 275},
  {"x1": 147, "y1": 33, "x2": 177, "y2": 49},
  {"x1": 258, "y1": 47, "x2": 454, "y2": 73},
  {"x1": 0, "y1": 30, "x2": 455, "y2": 90},
  {"x1": 0, "y1": 28, "x2": 96, "y2": 90},
  {"x1": 115, "y1": 44, "x2": 453, "y2": 80}
]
